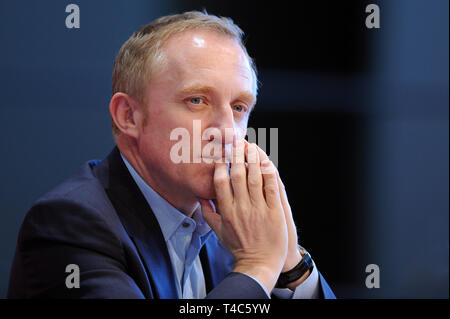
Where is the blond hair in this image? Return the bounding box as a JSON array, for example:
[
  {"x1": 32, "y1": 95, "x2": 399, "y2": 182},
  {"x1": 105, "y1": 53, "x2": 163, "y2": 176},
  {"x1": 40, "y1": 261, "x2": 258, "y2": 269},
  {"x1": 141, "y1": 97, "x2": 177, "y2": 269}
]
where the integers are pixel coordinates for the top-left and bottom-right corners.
[{"x1": 111, "y1": 10, "x2": 258, "y2": 135}]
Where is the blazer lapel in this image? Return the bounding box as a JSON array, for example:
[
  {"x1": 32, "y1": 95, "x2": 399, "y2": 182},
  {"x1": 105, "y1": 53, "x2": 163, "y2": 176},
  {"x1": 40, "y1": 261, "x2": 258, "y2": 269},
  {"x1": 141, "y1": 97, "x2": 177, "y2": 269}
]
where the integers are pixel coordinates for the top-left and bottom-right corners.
[
  {"x1": 200, "y1": 232, "x2": 235, "y2": 293},
  {"x1": 96, "y1": 147, "x2": 178, "y2": 299}
]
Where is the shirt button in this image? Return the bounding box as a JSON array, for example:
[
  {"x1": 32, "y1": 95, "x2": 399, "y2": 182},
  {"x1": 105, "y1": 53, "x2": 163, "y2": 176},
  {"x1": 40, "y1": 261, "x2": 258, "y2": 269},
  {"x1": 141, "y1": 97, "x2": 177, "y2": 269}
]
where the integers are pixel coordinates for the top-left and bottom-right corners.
[{"x1": 182, "y1": 222, "x2": 190, "y2": 228}]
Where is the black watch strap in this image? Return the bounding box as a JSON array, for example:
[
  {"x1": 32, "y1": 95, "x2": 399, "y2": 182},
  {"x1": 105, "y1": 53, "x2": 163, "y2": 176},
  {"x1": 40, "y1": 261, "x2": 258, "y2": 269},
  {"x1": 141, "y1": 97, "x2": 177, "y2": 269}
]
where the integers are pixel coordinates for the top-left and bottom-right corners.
[{"x1": 276, "y1": 250, "x2": 314, "y2": 288}]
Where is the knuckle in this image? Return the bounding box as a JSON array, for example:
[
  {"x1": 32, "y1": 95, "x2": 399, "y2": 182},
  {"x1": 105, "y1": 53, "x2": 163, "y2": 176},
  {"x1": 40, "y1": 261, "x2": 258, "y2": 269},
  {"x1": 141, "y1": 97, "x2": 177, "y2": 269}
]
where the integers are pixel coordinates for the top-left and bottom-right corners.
[
  {"x1": 264, "y1": 184, "x2": 279, "y2": 196},
  {"x1": 261, "y1": 161, "x2": 275, "y2": 174},
  {"x1": 230, "y1": 170, "x2": 244, "y2": 182},
  {"x1": 236, "y1": 202, "x2": 250, "y2": 213},
  {"x1": 247, "y1": 177, "x2": 260, "y2": 188},
  {"x1": 214, "y1": 176, "x2": 229, "y2": 187}
]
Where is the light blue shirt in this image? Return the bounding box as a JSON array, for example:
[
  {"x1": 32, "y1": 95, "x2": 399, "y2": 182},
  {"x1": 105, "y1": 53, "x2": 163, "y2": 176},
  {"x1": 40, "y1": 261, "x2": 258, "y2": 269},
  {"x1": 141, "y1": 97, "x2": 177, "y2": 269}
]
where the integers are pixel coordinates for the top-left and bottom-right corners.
[{"x1": 121, "y1": 154, "x2": 320, "y2": 299}]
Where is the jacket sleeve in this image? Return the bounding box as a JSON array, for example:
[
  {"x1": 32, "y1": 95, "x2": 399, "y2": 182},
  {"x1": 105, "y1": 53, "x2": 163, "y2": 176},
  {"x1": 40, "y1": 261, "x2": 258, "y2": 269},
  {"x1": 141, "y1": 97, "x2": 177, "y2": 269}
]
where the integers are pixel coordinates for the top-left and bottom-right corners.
[
  {"x1": 206, "y1": 271, "x2": 336, "y2": 299},
  {"x1": 205, "y1": 272, "x2": 269, "y2": 299},
  {"x1": 7, "y1": 199, "x2": 145, "y2": 299}
]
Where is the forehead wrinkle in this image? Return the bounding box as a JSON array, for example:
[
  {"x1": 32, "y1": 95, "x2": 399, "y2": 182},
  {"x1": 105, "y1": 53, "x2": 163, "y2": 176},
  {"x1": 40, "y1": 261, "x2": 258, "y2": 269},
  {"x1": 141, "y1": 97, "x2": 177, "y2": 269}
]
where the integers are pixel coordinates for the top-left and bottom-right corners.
[
  {"x1": 160, "y1": 31, "x2": 256, "y2": 98},
  {"x1": 180, "y1": 83, "x2": 254, "y2": 99},
  {"x1": 168, "y1": 58, "x2": 255, "y2": 95},
  {"x1": 164, "y1": 31, "x2": 249, "y2": 70}
]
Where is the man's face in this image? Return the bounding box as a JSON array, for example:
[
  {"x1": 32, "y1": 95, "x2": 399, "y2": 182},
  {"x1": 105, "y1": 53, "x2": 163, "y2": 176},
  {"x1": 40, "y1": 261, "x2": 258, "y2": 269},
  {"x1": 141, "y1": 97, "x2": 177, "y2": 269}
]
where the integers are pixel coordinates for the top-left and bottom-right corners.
[{"x1": 135, "y1": 29, "x2": 256, "y2": 205}]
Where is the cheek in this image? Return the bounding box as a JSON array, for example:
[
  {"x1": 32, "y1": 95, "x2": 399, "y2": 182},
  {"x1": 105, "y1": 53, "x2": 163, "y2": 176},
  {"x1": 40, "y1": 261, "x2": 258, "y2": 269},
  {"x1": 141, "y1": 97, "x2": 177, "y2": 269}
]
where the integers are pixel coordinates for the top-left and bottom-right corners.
[
  {"x1": 142, "y1": 111, "x2": 180, "y2": 150},
  {"x1": 233, "y1": 117, "x2": 249, "y2": 139},
  {"x1": 235, "y1": 124, "x2": 247, "y2": 140},
  {"x1": 187, "y1": 162, "x2": 217, "y2": 198}
]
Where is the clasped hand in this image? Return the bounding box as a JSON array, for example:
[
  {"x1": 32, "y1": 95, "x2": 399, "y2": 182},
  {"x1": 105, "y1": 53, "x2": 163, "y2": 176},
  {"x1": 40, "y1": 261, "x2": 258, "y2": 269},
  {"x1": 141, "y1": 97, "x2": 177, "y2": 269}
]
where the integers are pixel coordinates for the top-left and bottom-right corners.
[{"x1": 200, "y1": 139, "x2": 303, "y2": 293}]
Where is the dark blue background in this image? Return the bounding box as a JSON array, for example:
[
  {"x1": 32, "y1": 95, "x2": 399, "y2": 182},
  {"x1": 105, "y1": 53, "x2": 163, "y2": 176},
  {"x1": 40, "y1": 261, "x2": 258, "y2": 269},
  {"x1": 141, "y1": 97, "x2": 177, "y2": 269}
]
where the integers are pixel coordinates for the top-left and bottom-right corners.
[{"x1": 0, "y1": 0, "x2": 448, "y2": 298}]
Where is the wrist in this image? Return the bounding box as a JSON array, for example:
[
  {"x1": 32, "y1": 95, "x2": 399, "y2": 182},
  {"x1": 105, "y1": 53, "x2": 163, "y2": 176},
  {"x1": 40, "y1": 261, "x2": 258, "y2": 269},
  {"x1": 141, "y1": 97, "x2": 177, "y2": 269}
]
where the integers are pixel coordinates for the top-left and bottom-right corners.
[
  {"x1": 276, "y1": 248, "x2": 314, "y2": 289},
  {"x1": 282, "y1": 248, "x2": 303, "y2": 272},
  {"x1": 233, "y1": 261, "x2": 281, "y2": 293}
]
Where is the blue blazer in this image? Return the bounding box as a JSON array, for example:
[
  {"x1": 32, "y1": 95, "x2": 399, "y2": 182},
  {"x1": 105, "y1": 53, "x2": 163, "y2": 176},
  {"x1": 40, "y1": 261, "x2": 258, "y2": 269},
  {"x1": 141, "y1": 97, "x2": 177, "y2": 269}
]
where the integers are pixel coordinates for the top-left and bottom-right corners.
[{"x1": 8, "y1": 147, "x2": 336, "y2": 299}]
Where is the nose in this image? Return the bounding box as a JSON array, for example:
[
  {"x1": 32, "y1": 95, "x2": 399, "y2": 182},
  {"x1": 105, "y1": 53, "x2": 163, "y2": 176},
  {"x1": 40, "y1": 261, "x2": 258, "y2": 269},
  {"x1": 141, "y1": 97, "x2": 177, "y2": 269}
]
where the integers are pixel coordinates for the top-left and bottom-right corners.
[{"x1": 206, "y1": 105, "x2": 238, "y2": 146}]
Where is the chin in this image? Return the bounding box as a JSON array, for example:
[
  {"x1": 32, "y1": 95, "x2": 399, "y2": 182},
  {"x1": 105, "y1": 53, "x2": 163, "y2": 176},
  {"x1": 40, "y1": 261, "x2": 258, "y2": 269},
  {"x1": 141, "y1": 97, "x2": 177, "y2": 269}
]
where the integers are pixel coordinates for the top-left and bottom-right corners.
[{"x1": 196, "y1": 188, "x2": 216, "y2": 201}]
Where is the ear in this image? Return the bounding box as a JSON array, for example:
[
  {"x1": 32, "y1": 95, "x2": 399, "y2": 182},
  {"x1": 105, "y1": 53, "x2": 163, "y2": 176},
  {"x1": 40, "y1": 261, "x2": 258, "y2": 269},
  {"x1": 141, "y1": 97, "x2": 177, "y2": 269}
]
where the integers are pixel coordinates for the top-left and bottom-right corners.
[{"x1": 109, "y1": 92, "x2": 142, "y2": 139}]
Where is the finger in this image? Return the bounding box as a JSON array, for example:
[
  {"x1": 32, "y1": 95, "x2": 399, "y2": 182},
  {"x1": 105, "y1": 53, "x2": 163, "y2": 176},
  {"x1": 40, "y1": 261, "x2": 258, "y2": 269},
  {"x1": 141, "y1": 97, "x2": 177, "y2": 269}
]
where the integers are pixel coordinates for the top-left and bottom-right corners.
[
  {"x1": 245, "y1": 142, "x2": 264, "y2": 203},
  {"x1": 212, "y1": 199, "x2": 220, "y2": 214},
  {"x1": 256, "y1": 145, "x2": 297, "y2": 241},
  {"x1": 229, "y1": 138, "x2": 249, "y2": 202},
  {"x1": 254, "y1": 145, "x2": 273, "y2": 175},
  {"x1": 257, "y1": 145, "x2": 297, "y2": 228},
  {"x1": 243, "y1": 140, "x2": 257, "y2": 164},
  {"x1": 276, "y1": 169, "x2": 296, "y2": 227},
  {"x1": 199, "y1": 199, "x2": 222, "y2": 232},
  {"x1": 254, "y1": 145, "x2": 280, "y2": 205},
  {"x1": 257, "y1": 146, "x2": 292, "y2": 218},
  {"x1": 275, "y1": 169, "x2": 288, "y2": 209},
  {"x1": 255, "y1": 144, "x2": 287, "y2": 206},
  {"x1": 214, "y1": 162, "x2": 234, "y2": 211},
  {"x1": 260, "y1": 159, "x2": 282, "y2": 209}
]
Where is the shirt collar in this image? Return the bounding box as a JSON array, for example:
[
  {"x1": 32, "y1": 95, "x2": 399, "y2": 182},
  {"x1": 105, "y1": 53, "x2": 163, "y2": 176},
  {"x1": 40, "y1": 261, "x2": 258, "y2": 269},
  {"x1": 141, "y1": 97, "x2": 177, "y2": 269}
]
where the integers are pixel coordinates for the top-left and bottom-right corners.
[{"x1": 120, "y1": 153, "x2": 211, "y2": 242}]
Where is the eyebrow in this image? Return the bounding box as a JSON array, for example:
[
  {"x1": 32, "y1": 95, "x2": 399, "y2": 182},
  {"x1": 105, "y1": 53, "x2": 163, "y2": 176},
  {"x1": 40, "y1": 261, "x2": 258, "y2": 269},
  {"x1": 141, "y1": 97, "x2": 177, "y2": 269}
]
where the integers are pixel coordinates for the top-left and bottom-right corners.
[
  {"x1": 179, "y1": 85, "x2": 257, "y2": 111},
  {"x1": 179, "y1": 85, "x2": 215, "y2": 96}
]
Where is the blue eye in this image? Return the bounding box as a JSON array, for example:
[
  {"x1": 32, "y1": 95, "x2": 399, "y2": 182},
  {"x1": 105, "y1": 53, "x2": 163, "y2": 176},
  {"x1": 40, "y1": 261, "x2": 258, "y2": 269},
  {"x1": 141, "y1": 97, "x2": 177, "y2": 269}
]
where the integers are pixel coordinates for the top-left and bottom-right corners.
[
  {"x1": 189, "y1": 97, "x2": 203, "y2": 104},
  {"x1": 233, "y1": 105, "x2": 244, "y2": 112}
]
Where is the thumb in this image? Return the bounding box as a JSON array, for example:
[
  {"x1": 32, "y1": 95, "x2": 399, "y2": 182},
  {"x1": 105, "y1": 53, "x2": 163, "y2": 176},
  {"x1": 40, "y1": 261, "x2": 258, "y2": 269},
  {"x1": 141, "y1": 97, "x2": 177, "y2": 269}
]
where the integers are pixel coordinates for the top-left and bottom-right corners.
[{"x1": 199, "y1": 199, "x2": 221, "y2": 232}]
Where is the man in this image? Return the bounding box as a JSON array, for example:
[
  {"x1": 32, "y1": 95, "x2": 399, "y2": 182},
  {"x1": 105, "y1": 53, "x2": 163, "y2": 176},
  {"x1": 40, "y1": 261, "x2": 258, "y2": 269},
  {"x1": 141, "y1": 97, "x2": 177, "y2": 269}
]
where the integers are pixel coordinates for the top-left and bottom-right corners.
[{"x1": 8, "y1": 11, "x2": 335, "y2": 299}]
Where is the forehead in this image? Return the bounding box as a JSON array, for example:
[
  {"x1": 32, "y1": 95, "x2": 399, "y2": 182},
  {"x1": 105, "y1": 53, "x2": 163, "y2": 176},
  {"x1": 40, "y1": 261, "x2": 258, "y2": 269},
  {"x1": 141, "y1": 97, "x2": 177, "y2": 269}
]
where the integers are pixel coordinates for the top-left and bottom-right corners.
[{"x1": 159, "y1": 29, "x2": 255, "y2": 94}]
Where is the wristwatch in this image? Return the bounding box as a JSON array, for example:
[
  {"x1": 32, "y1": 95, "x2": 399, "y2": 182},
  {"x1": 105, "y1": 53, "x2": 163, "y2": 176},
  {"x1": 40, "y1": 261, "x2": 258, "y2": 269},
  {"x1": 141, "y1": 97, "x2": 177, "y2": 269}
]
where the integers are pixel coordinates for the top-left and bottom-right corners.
[{"x1": 276, "y1": 246, "x2": 314, "y2": 288}]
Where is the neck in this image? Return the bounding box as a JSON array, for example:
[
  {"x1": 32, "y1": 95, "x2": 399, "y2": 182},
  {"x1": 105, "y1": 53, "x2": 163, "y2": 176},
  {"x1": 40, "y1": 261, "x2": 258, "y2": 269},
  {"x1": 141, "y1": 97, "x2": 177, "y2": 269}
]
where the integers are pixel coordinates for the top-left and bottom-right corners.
[{"x1": 117, "y1": 138, "x2": 198, "y2": 216}]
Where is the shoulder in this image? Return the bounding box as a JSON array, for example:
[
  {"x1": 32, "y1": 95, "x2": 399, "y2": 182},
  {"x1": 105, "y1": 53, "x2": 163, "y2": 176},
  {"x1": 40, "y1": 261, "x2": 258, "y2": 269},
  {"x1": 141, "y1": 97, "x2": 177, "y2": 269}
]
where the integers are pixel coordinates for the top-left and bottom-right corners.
[
  {"x1": 36, "y1": 160, "x2": 106, "y2": 211},
  {"x1": 18, "y1": 159, "x2": 123, "y2": 254}
]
